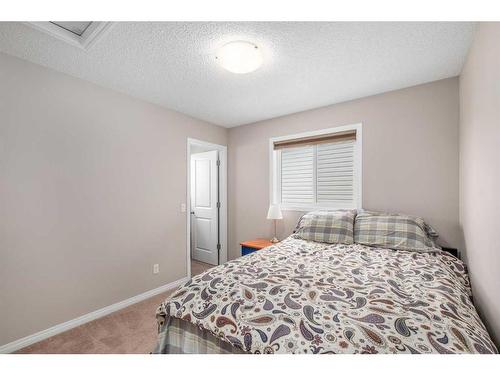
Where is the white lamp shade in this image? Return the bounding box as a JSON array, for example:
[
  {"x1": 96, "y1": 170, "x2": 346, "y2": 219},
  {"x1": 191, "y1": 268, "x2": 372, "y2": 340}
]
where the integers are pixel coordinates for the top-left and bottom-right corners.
[
  {"x1": 267, "y1": 204, "x2": 283, "y2": 220},
  {"x1": 216, "y1": 41, "x2": 263, "y2": 74}
]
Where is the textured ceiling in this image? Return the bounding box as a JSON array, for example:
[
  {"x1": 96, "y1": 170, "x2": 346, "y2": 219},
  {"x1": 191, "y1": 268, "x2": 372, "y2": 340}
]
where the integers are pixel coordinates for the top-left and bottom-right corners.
[{"x1": 0, "y1": 22, "x2": 475, "y2": 127}]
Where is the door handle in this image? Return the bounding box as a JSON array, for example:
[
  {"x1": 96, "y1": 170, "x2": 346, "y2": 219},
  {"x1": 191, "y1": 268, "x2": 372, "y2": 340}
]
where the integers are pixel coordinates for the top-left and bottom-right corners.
[{"x1": 190, "y1": 211, "x2": 195, "y2": 215}]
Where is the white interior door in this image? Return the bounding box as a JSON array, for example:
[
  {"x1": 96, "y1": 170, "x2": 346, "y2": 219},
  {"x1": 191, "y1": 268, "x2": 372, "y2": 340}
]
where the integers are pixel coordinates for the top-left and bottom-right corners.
[{"x1": 190, "y1": 150, "x2": 219, "y2": 265}]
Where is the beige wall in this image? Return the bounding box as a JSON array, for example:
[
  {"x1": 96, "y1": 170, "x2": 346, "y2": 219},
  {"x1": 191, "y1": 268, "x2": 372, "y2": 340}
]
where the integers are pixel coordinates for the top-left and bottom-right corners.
[
  {"x1": 228, "y1": 78, "x2": 460, "y2": 260},
  {"x1": 459, "y1": 23, "x2": 500, "y2": 346},
  {"x1": 0, "y1": 52, "x2": 227, "y2": 346}
]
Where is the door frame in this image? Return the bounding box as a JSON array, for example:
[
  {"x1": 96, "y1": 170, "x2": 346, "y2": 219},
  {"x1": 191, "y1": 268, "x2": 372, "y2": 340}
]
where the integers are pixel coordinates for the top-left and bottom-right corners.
[{"x1": 186, "y1": 138, "x2": 227, "y2": 279}]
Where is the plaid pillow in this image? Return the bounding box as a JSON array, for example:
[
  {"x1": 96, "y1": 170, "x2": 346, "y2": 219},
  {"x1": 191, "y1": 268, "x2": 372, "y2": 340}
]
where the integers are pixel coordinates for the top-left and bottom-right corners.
[
  {"x1": 295, "y1": 210, "x2": 356, "y2": 244},
  {"x1": 354, "y1": 211, "x2": 440, "y2": 252}
]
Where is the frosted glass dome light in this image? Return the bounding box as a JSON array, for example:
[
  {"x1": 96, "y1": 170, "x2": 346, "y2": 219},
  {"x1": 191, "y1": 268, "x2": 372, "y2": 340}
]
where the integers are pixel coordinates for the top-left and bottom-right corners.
[{"x1": 216, "y1": 41, "x2": 263, "y2": 74}]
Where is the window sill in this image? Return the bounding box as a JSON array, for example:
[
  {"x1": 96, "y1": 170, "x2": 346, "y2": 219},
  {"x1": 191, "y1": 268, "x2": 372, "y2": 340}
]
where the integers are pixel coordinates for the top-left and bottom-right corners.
[{"x1": 279, "y1": 203, "x2": 359, "y2": 212}]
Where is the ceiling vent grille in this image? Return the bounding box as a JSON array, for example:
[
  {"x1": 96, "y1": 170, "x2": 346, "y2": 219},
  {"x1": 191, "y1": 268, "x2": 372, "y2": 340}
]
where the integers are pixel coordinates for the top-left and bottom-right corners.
[{"x1": 27, "y1": 21, "x2": 113, "y2": 50}]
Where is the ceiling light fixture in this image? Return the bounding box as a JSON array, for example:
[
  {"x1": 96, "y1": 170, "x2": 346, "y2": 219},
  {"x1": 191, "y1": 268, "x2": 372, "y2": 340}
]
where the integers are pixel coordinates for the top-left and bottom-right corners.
[{"x1": 216, "y1": 41, "x2": 263, "y2": 74}]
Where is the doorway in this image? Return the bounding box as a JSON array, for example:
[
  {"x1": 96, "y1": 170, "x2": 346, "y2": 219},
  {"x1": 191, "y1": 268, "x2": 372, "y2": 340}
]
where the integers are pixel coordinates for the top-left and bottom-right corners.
[{"x1": 186, "y1": 138, "x2": 227, "y2": 279}]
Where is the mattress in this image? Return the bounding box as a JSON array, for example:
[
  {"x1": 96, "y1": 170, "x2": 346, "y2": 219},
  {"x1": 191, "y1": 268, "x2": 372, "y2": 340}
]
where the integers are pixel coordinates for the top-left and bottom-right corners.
[{"x1": 154, "y1": 236, "x2": 497, "y2": 354}]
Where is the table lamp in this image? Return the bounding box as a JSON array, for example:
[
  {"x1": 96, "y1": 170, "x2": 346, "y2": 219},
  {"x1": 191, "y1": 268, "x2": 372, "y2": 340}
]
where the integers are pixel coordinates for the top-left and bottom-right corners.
[{"x1": 267, "y1": 204, "x2": 283, "y2": 243}]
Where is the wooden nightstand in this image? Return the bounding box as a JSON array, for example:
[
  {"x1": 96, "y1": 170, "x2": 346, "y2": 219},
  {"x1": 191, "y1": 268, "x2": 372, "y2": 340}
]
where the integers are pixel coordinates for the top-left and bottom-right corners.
[
  {"x1": 442, "y1": 247, "x2": 460, "y2": 259},
  {"x1": 240, "y1": 238, "x2": 274, "y2": 256}
]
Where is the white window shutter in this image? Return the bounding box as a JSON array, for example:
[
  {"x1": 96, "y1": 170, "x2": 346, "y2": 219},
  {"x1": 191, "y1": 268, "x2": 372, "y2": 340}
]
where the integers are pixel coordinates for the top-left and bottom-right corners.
[
  {"x1": 274, "y1": 126, "x2": 360, "y2": 210},
  {"x1": 280, "y1": 147, "x2": 314, "y2": 204},
  {"x1": 316, "y1": 141, "x2": 355, "y2": 203}
]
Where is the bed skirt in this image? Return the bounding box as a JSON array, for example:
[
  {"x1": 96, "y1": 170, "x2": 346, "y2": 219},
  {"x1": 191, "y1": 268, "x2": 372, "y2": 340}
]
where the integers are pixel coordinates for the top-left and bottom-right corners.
[{"x1": 153, "y1": 316, "x2": 245, "y2": 354}]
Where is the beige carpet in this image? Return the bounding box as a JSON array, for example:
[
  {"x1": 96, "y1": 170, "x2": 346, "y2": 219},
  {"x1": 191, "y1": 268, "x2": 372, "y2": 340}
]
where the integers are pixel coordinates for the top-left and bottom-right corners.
[
  {"x1": 16, "y1": 260, "x2": 213, "y2": 354},
  {"x1": 191, "y1": 259, "x2": 214, "y2": 277}
]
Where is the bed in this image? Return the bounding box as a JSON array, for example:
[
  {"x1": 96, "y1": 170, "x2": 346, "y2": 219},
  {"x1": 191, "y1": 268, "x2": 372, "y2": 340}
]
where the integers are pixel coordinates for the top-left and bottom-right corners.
[{"x1": 154, "y1": 235, "x2": 497, "y2": 354}]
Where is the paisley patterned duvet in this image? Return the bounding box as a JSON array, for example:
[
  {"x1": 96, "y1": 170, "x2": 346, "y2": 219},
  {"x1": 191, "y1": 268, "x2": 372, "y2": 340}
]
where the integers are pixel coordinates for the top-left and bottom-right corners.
[{"x1": 156, "y1": 236, "x2": 497, "y2": 354}]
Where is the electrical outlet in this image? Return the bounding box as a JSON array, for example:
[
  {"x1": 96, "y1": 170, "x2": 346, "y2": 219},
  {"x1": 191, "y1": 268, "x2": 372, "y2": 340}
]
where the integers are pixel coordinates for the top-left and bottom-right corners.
[
  {"x1": 153, "y1": 264, "x2": 160, "y2": 274},
  {"x1": 180, "y1": 203, "x2": 186, "y2": 212}
]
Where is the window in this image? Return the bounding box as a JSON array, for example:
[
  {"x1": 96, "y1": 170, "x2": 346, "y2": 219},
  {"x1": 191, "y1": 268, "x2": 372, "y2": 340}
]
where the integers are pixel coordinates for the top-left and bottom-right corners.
[{"x1": 270, "y1": 124, "x2": 362, "y2": 211}]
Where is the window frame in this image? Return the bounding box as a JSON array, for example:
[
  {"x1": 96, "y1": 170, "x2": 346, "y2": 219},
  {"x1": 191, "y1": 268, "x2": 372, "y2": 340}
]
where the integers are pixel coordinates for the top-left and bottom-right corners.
[{"x1": 269, "y1": 123, "x2": 363, "y2": 211}]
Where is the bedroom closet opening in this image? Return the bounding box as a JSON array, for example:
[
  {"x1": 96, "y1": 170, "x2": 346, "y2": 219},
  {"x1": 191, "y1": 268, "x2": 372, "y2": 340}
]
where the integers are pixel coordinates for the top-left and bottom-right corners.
[{"x1": 186, "y1": 138, "x2": 228, "y2": 278}]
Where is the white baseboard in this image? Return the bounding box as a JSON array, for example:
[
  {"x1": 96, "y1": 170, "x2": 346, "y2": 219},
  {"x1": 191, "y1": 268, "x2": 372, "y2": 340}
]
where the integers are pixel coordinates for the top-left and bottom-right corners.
[{"x1": 0, "y1": 277, "x2": 188, "y2": 354}]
